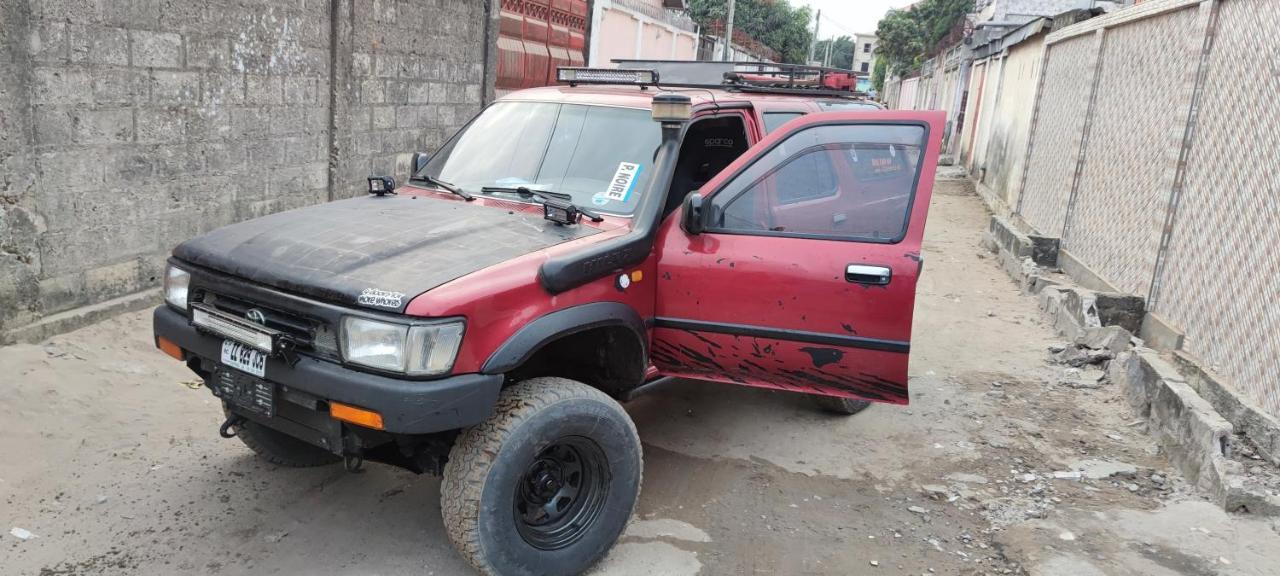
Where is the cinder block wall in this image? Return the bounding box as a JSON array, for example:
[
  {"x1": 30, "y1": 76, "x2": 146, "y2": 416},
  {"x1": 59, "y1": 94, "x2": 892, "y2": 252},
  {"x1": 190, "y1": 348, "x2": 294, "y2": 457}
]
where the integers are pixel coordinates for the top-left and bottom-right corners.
[{"x1": 0, "y1": 0, "x2": 492, "y2": 341}]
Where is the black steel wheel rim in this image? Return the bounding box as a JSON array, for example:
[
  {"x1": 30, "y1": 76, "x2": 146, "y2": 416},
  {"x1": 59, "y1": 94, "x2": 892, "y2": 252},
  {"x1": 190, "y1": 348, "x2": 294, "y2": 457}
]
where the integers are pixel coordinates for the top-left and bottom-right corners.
[{"x1": 514, "y1": 436, "x2": 610, "y2": 550}]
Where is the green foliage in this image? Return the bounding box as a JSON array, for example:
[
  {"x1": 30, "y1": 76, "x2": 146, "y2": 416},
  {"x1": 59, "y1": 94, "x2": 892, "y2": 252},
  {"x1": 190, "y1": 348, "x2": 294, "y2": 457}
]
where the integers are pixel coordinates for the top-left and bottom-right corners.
[
  {"x1": 686, "y1": 0, "x2": 814, "y2": 63},
  {"x1": 813, "y1": 35, "x2": 854, "y2": 69},
  {"x1": 875, "y1": 0, "x2": 973, "y2": 76},
  {"x1": 871, "y1": 55, "x2": 887, "y2": 93}
]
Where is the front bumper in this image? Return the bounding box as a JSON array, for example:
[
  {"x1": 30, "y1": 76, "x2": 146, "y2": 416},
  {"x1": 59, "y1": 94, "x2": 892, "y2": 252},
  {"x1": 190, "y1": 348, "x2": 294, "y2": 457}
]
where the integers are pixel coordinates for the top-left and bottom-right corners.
[{"x1": 153, "y1": 305, "x2": 502, "y2": 435}]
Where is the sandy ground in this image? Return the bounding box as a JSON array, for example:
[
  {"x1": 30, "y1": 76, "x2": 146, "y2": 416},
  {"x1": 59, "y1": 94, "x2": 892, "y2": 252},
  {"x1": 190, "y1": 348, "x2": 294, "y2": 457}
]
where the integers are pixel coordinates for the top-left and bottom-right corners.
[{"x1": 4, "y1": 175, "x2": 1280, "y2": 576}]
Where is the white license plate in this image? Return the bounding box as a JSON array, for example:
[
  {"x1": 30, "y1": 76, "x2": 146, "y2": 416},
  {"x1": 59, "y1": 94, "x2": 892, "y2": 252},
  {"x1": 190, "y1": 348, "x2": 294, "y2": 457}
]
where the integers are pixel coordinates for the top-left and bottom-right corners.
[{"x1": 221, "y1": 340, "x2": 267, "y2": 378}]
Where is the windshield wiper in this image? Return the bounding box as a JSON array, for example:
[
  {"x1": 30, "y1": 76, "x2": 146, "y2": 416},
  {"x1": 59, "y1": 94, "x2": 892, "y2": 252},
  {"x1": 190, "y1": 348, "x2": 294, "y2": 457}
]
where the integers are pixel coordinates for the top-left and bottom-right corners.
[
  {"x1": 480, "y1": 186, "x2": 604, "y2": 223},
  {"x1": 413, "y1": 173, "x2": 474, "y2": 201}
]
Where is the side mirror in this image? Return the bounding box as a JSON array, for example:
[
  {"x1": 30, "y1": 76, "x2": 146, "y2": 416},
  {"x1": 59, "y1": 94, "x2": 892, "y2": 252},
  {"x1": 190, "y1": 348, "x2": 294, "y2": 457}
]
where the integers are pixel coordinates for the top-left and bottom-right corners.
[
  {"x1": 681, "y1": 192, "x2": 705, "y2": 235},
  {"x1": 412, "y1": 152, "x2": 431, "y2": 173}
]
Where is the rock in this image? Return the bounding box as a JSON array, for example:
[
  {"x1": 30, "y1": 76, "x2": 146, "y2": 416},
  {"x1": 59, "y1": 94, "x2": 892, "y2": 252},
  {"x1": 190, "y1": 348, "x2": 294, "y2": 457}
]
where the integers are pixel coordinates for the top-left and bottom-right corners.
[
  {"x1": 921, "y1": 485, "x2": 950, "y2": 499},
  {"x1": 1061, "y1": 367, "x2": 1107, "y2": 389},
  {"x1": 95, "y1": 495, "x2": 108, "y2": 504},
  {"x1": 869, "y1": 560, "x2": 880, "y2": 567},
  {"x1": 1075, "y1": 326, "x2": 1131, "y2": 354},
  {"x1": 948, "y1": 473, "x2": 989, "y2": 485},
  {"x1": 1048, "y1": 343, "x2": 1067, "y2": 354},
  {"x1": 1053, "y1": 471, "x2": 1083, "y2": 480},
  {"x1": 908, "y1": 506, "x2": 929, "y2": 514},
  {"x1": 1020, "y1": 473, "x2": 1037, "y2": 483},
  {"x1": 9, "y1": 527, "x2": 36, "y2": 541},
  {"x1": 264, "y1": 530, "x2": 289, "y2": 543},
  {"x1": 1086, "y1": 349, "x2": 1114, "y2": 364},
  {"x1": 1083, "y1": 328, "x2": 1126, "y2": 353},
  {"x1": 1058, "y1": 531, "x2": 1076, "y2": 541},
  {"x1": 1065, "y1": 459, "x2": 1139, "y2": 479},
  {"x1": 1054, "y1": 348, "x2": 1091, "y2": 367}
]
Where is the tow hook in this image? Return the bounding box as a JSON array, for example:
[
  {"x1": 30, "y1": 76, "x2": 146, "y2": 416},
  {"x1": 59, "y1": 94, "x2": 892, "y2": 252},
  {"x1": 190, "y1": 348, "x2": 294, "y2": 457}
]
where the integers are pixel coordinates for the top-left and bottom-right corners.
[
  {"x1": 341, "y1": 429, "x2": 365, "y2": 473},
  {"x1": 219, "y1": 414, "x2": 245, "y2": 438}
]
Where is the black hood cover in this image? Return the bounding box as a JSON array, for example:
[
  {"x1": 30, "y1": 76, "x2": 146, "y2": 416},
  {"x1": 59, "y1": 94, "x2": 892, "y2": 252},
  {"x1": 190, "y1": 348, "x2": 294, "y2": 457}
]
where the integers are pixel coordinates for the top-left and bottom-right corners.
[{"x1": 173, "y1": 195, "x2": 600, "y2": 312}]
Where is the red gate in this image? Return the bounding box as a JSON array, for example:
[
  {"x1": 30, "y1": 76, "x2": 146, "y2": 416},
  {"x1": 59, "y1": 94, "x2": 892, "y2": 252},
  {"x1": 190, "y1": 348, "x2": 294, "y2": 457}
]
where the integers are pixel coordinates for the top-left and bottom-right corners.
[{"x1": 497, "y1": 0, "x2": 587, "y2": 95}]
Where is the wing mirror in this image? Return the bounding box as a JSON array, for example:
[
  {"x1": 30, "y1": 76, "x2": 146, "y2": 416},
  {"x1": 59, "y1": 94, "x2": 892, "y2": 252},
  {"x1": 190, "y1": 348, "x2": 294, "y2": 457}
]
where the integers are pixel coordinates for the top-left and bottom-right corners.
[
  {"x1": 411, "y1": 152, "x2": 431, "y2": 173},
  {"x1": 681, "y1": 192, "x2": 705, "y2": 235}
]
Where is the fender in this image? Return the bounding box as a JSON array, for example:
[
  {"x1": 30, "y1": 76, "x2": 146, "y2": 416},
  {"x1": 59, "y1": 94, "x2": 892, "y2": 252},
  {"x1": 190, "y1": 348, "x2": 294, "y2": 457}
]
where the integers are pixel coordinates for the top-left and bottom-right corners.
[{"x1": 481, "y1": 302, "x2": 649, "y2": 375}]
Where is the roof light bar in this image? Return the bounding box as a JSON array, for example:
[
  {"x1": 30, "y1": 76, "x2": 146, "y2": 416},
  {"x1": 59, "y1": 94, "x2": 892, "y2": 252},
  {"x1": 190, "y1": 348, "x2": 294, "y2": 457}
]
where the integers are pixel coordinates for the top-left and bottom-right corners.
[{"x1": 557, "y1": 67, "x2": 658, "y2": 86}]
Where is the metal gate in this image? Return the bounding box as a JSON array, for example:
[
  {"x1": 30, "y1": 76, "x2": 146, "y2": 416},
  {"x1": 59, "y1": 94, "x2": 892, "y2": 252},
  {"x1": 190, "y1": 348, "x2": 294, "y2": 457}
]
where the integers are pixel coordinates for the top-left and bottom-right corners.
[{"x1": 496, "y1": 0, "x2": 588, "y2": 95}]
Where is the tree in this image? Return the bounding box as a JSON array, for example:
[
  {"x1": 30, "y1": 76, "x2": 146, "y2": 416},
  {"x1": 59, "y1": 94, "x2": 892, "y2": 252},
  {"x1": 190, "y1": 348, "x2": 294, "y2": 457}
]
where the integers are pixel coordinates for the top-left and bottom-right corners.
[
  {"x1": 874, "y1": 0, "x2": 973, "y2": 76},
  {"x1": 871, "y1": 54, "x2": 887, "y2": 93},
  {"x1": 686, "y1": 0, "x2": 814, "y2": 63},
  {"x1": 813, "y1": 36, "x2": 854, "y2": 69}
]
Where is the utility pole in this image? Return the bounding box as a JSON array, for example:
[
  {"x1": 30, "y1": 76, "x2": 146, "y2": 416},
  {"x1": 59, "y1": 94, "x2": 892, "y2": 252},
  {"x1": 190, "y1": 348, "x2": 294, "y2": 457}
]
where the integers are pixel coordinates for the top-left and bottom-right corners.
[
  {"x1": 721, "y1": 0, "x2": 736, "y2": 61},
  {"x1": 806, "y1": 9, "x2": 821, "y2": 64},
  {"x1": 823, "y1": 36, "x2": 832, "y2": 67}
]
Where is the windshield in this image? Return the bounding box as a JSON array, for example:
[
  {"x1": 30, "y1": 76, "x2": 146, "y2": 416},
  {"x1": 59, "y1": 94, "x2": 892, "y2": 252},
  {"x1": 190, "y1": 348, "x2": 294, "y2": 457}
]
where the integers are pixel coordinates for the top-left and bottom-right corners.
[{"x1": 418, "y1": 102, "x2": 663, "y2": 215}]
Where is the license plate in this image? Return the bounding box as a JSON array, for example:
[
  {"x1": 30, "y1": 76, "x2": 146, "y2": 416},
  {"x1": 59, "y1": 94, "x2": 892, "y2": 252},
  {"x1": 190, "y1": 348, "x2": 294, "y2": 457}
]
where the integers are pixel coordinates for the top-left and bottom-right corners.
[
  {"x1": 221, "y1": 339, "x2": 266, "y2": 378},
  {"x1": 212, "y1": 369, "x2": 275, "y2": 417}
]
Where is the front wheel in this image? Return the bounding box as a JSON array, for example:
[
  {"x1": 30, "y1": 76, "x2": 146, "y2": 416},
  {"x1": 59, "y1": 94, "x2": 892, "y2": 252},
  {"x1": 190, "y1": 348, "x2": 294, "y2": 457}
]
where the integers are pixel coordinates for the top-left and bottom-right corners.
[{"x1": 441, "y1": 377, "x2": 642, "y2": 576}]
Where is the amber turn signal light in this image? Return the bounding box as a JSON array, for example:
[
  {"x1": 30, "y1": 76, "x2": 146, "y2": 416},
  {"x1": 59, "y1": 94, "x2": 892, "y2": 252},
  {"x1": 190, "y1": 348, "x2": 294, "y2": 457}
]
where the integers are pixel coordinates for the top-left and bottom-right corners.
[
  {"x1": 330, "y1": 401, "x2": 385, "y2": 430},
  {"x1": 157, "y1": 336, "x2": 184, "y2": 361}
]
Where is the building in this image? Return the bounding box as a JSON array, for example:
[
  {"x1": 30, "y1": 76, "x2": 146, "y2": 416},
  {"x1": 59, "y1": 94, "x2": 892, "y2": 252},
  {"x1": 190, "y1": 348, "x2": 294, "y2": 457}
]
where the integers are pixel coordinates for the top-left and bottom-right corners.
[
  {"x1": 851, "y1": 33, "x2": 877, "y2": 75},
  {"x1": 589, "y1": 0, "x2": 700, "y2": 67}
]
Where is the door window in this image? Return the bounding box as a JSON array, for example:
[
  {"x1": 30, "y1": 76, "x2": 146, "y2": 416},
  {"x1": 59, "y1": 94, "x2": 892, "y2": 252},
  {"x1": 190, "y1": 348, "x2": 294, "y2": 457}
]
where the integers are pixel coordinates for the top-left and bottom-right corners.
[
  {"x1": 762, "y1": 112, "x2": 805, "y2": 134},
  {"x1": 710, "y1": 124, "x2": 926, "y2": 243}
]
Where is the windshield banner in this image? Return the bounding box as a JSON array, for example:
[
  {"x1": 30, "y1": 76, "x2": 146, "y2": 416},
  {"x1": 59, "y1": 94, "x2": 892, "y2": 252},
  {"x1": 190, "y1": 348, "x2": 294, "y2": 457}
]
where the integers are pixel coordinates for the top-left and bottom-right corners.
[{"x1": 594, "y1": 162, "x2": 643, "y2": 206}]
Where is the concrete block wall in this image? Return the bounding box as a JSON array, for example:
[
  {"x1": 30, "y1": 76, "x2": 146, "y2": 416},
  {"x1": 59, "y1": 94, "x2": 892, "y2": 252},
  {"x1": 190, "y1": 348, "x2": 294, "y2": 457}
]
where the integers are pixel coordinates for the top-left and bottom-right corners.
[
  {"x1": 0, "y1": 0, "x2": 491, "y2": 341},
  {"x1": 335, "y1": 0, "x2": 486, "y2": 194}
]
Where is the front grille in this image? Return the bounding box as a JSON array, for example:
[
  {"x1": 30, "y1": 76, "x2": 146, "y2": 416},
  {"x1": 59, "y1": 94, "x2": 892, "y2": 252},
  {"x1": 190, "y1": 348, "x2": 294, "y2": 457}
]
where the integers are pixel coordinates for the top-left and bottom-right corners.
[{"x1": 199, "y1": 292, "x2": 340, "y2": 360}]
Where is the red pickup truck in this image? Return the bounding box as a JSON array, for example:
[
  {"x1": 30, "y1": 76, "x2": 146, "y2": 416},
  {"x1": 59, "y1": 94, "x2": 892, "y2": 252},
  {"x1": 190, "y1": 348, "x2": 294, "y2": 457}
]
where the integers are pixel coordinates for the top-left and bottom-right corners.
[{"x1": 153, "y1": 63, "x2": 942, "y2": 575}]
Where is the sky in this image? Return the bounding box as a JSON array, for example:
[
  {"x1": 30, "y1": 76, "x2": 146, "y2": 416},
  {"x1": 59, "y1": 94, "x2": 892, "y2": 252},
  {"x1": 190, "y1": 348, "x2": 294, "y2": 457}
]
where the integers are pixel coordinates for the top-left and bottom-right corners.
[{"x1": 799, "y1": 0, "x2": 918, "y2": 40}]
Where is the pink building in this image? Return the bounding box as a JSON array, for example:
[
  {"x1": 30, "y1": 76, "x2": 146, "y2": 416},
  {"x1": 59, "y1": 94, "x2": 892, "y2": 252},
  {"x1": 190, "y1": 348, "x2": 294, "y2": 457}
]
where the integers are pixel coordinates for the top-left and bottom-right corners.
[{"x1": 589, "y1": 0, "x2": 700, "y2": 66}]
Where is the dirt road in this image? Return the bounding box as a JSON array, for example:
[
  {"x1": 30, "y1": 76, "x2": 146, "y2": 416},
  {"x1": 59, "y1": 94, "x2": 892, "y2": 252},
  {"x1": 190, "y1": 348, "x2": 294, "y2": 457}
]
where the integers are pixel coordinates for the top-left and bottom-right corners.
[{"x1": 3, "y1": 175, "x2": 1278, "y2": 575}]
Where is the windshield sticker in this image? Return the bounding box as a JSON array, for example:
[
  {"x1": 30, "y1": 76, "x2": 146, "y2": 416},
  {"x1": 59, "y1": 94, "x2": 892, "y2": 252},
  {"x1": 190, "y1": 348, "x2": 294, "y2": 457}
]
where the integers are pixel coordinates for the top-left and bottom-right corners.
[
  {"x1": 357, "y1": 288, "x2": 404, "y2": 309},
  {"x1": 601, "y1": 162, "x2": 643, "y2": 204}
]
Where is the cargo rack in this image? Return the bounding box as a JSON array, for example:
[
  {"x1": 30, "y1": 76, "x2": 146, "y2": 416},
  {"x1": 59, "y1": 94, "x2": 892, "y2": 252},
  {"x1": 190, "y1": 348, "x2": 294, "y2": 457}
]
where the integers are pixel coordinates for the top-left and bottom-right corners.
[{"x1": 556, "y1": 59, "x2": 867, "y2": 99}]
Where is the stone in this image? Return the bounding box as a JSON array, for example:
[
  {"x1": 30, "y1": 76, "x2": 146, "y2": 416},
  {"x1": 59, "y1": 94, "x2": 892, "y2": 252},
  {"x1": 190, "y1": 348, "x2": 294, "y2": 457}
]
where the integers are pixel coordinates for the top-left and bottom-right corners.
[
  {"x1": 1064, "y1": 459, "x2": 1139, "y2": 480},
  {"x1": 1075, "y1": 326, "x2": 1131, "y2": 354},
  {"x1": 908, "y1": 506, "x2": 929, "y2": 514},
  {"x1": 947, "y1": 473, "x2": 989, "y2": 485},
  {"x1": 921, "y1": 485, "x2": 950, "y2": 499}
]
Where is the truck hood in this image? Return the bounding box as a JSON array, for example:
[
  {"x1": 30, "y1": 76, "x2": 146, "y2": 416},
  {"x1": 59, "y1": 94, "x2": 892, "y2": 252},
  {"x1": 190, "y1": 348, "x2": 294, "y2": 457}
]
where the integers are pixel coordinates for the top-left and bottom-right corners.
[{"x1": 172, "y1": 195, "x2": 601, "y2": 312}]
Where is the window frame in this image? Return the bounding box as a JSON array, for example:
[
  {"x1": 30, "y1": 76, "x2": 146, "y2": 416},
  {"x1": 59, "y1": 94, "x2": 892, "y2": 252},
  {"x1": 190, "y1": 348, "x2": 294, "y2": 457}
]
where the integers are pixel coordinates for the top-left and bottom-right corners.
[{"x1": 702, "y1": 120, "x2": 930, "y2": 245}]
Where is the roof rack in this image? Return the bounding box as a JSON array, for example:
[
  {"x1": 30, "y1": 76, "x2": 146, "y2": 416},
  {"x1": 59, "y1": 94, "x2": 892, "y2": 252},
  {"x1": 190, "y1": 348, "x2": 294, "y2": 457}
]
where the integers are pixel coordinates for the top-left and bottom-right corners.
[{"x1": 578, "y1": 60, "x2": 868, "y2": 98}]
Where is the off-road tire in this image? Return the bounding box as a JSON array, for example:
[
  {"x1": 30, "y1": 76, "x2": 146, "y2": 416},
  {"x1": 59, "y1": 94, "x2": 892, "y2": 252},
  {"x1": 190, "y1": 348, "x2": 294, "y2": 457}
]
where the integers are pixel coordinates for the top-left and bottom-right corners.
[
  {"x1": 441, "y1": 377, "x2": 643, "y2": 576},
  {"x1": 233, "y1": 417, "x2": 341, "y2": 467},
  {"x1": 813, "y1": 395, "x2": 873, "y2": 415}
]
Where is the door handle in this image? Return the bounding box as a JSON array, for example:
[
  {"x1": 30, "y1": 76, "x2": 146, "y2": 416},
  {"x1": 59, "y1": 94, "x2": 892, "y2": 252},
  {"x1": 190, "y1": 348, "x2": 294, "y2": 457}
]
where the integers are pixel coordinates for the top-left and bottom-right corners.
[{"x1": 845, "y1": 264, "x2": 891, "y2": 285}]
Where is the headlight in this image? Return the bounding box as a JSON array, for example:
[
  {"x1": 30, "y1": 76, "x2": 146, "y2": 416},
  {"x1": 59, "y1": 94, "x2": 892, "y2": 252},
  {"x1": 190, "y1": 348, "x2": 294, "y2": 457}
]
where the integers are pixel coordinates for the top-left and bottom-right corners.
[
  {"x1": 341, "y1": 317, "x2": 464, "y2": 376},
  {"x1": 164, "y1": 265, "x2": 190, "y2": 309}
]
